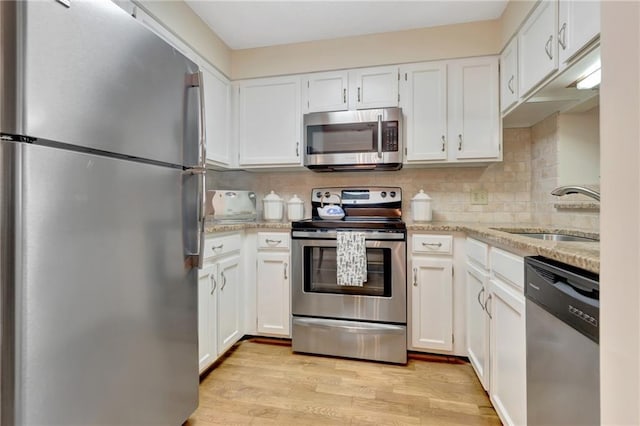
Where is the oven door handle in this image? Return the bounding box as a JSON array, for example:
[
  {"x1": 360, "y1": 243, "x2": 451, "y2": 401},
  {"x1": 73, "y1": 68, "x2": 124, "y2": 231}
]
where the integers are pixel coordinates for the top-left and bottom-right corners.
[
  {"x1": 293, "y1": 317, "x2": 405, "y2": 334},
  {"x1": 377, "y1": 114, "x2": 383, "y2": 159}
]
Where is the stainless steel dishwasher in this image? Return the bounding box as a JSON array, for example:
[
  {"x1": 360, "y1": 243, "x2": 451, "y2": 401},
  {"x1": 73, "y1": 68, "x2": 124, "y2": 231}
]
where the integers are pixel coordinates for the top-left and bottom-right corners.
[{"x1": 525, "y1": 256, "x2": 600, "y2": 425}]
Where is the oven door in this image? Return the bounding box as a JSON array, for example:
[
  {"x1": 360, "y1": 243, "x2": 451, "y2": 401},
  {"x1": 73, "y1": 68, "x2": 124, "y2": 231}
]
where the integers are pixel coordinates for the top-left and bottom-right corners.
[{"x1": 291, "y1": 234, "x2": 406, "y2": 324}]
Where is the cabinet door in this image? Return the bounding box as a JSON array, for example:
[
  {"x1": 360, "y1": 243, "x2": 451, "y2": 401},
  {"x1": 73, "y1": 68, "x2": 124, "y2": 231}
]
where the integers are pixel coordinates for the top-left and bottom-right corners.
[
  {"x1": 202, "y1": 66, "x2": 233, "y2": 167},
  {"x1": 558, "y1": 0, "x2": 600, "y2": 64},
  {"x1": 304, "y1": 71, "x2": 348, "y2": 113},
  {"x1": 466, "y1": 262, "x2": 490, "y2": 390},
  {"x1": 238, "y1": 76, "x2": 302, "y2": 166},
  {"x1": 449, "y1": 57, "x2": 500, "y2": 160},
  {"x1": 217, "y1": 254, "x2": 242, "y2": 354},
  {"x1": 400, "y1": 62, "x2": 448, "y2": 162},
  {"x1": 257, "y1": 251, "x2": 291, "y2": 336},
  {"x1": 518, "y1": 0, "x2": 559, "y2": 96},
  {"x1": 350, "y1": 66, "x2": 399, "y2": 109},
  {"x1": 500, "y1": 38, "x2": 519, "y2": 113},
  {"x1": 489, "y1": 278, "x2": 526, "y2": 426},
  {"x1": 410, "y1": 257, "x2": 453, "y2": 351},
  {"x1": 198, "y1": 264, "x2": 217, "y2": 373}
]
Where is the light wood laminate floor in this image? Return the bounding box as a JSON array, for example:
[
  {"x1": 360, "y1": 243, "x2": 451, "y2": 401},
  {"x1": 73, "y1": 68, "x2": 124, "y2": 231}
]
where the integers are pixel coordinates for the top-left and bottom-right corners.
[{"x1": 186, "y1": 338, "x2": 500, "y2": 425}]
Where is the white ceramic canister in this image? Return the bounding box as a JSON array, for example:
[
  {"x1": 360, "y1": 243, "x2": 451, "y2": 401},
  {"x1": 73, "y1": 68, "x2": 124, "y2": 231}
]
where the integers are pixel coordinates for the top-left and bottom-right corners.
[
  {"x1": 411, "y1": 190, "x2": 433, "y2": 222},
  {"x1": 287, "y1": 194, "x2": 305, "y2": 221},
  {"x1": 262, "y1": 190, "x2": 284, "y2": 222}
]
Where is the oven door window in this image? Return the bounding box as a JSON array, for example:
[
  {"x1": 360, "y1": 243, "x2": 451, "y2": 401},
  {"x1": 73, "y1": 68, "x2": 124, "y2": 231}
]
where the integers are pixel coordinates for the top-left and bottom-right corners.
[{"x1": 303, "y1": 246, "x2": 391, "y2": 296}]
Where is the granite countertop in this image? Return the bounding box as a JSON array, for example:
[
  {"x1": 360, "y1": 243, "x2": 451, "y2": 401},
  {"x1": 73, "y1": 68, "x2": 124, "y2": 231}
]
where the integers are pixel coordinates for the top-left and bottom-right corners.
[
  {"x1": 406, "y1": 221, "x2": 599, "y2": 274},
  {"x1": 204, "y1": 220, "x2": 291, "y2": 234},
  {"x1": 205, "y1": 219, "x2": 600, "y2": 274}
]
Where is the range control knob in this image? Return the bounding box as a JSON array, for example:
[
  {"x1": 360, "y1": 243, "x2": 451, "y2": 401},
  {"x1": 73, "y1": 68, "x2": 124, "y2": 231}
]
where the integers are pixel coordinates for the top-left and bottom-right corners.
[
  {"x1": 390, "y1": 191, "x2": 397, "y2": 198},
  {"x1": 381, "y1": 191, "x2": 387, "y2": 198},
  {"x1": 324, "y1": 191, "x2": 331, "y2": 198},
  {"x1": 316, "y1": 191, "x2": 322, "y2": 199}
]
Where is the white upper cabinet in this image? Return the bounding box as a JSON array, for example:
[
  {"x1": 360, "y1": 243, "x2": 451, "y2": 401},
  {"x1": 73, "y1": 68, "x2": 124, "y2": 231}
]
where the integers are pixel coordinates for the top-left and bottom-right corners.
[
  {"x1": 201, "y1": 66, "x2": 233, "y2": 167},
  {"x1": 518, "y1": 0, "x2": 559, "y2": 97},
  {"x1": 303, "y1": 66, "x2": 399, "y2": 113},
  {"x1": 400, "y1": 62, "x2": 448, "y2": 162},
  {"x1": 558, "y1": 0, "x2": 600, "y2": 65},
  {"x1": 500, "y1": 37, "x2": 519, "y2": 113},
  {"x1": 349, "y1": 66, "x2": 400, "y2": 109},
  {"x1": 448, "y1": 57, "x2": 501, "y2": 161},
  {"x1": 401, "y1": 56, "x2": 500, "y2": 164},
  {"x1": 237, "y1": 76, "x2": 302, "y2": 167},
  {"x1": 303, "y1": 71, "x2": 349, "y2": 113}
]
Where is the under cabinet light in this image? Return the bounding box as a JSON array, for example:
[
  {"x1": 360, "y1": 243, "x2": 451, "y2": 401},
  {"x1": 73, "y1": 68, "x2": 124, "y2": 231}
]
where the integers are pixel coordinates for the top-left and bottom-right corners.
[{"x1": 576, "y1": 68, "x2": 601, "y2": 90}]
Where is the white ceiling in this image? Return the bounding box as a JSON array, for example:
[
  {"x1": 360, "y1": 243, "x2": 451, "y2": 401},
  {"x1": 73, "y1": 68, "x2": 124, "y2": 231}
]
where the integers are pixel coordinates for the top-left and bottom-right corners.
[{"x1": 185, "y1": 1, "x2": 509, "y2": 50}]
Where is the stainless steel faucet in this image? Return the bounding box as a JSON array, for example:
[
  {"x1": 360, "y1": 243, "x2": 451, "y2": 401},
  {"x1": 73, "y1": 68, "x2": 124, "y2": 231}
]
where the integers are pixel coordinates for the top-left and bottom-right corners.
[{"x1": 551, "y1": 185, "x2": 600, "y2": 202}]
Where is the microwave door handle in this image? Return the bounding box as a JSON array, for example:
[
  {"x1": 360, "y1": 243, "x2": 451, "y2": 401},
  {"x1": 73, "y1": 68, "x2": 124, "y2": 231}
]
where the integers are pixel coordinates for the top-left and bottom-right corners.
[{"x1": 377, "y1": 114, "x2": 383, "y2": 159}]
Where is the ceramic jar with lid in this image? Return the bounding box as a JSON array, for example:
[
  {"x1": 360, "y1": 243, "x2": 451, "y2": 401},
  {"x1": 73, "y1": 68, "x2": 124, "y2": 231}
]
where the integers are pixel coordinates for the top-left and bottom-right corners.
[
  {"x1": 411, "y1": 190, "x2": 432, "y2": 222},
  {"x1": 287, "y1": 194, "x2": 304, "y2": 221},
  {"x1": 263, "y1": 190, "x2": 284, "y2": 222}
]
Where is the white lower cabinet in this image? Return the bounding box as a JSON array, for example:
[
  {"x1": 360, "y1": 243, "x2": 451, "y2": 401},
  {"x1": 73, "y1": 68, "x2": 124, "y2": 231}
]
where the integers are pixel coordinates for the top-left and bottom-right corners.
[
  {"x1": 409, "y1": 234, "x2": 457, "y2": 353},
  {"x1": 489, "y1": 277, "x2": 526, "y2": 426},
  {"x1": 465, "y1": 239, "x2": 527, "y2": 426},
  {"x1": 256, "y1": 232, "x2": 291, "y2": 337},
  {"x1": 217, "y1": 254, "x2": 242, "y2": 354},
  {"x1": 198, "y1": 232, "x2": 243, "y2": 374},
  {"x1": 465, "y1": 260, "x2": 490, "y2": 390},
  {"x1": 198, "y1": 264, "x2": 217, "y2": 373}
]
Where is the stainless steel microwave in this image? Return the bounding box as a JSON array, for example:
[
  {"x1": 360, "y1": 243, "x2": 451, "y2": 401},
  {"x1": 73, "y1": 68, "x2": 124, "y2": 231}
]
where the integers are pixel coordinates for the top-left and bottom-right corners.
[{"x1": 303, "y1": 107, "x2": 403, "y2": 172}]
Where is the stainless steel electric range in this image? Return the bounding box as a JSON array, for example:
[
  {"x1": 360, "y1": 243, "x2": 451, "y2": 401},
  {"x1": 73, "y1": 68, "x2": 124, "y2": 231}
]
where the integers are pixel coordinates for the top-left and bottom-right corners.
[{"x1": 291, "y1": 187, "x2": 407, "y2": 364}]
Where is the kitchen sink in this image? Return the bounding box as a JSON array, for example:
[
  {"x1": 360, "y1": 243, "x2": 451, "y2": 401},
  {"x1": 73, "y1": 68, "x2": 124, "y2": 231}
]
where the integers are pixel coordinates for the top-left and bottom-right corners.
[{"x1": 499, "y1": 231, "x2": 599, "y2": 242}]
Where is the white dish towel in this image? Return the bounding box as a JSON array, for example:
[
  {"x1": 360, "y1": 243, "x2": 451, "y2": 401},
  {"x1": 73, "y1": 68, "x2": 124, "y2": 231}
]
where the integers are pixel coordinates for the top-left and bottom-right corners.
[{"x1": 336, "y1": 231, "x2": 367, "y2": 287}]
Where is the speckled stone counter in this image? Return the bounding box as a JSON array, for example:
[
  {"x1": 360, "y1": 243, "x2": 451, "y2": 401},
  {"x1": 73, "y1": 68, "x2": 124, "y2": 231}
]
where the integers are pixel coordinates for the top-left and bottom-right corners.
[
  {"x1": 205, "y1": 220, "x2": 599, "y2": 274},
  {"x1": 406, "y1": 221, "x2": 600, "y2": 274},
  {"x1": 204, "y1": 221, "x2": 291, "y2": 234}
]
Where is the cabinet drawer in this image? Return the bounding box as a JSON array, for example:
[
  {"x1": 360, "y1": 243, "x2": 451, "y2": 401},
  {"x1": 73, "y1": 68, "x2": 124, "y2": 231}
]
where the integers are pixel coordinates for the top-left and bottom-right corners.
[
  {"x1": 490, "y1": 247, "x2": 524, "y2": 290},
  {"x1": 466, "y1": 238, "x2": 489, "y2": 269},
  {"x1": 257, "y1": 232, "x2": 290, "y2": 250},
  {"x1": 204, "y1": 233, "x2": 241, "y2": 259},
  {"x1": 412, "y1": 234, "x2": 452, "y2": 255}
]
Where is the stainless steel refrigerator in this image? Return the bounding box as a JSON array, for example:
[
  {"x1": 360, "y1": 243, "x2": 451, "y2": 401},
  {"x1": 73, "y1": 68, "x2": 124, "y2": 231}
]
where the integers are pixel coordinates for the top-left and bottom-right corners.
[{"x1": 0, "y1": 1, "x2": 205, "y2": 424}]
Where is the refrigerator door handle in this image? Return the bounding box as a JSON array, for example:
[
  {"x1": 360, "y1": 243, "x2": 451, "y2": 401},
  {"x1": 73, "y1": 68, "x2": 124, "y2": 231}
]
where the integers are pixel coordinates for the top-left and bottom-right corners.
[{"x1": 185, "y1": 71, "x2": 207, "y2": 269}]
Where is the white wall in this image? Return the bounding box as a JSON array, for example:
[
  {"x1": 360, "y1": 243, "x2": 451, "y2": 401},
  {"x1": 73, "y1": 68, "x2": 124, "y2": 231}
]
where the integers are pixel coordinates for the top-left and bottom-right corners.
[
  {"x1": 137, "y1": 0, "x2": 232, "y2": 76},
  {"x1": 558, "y1": 107, "x2": 600, "y2": 186},
  {"x1": 600, "y1": 1, "x2": 640, "y2": 424},
  {"x1": 231, "y1": 19, "x2": 501, "y2": 79}
]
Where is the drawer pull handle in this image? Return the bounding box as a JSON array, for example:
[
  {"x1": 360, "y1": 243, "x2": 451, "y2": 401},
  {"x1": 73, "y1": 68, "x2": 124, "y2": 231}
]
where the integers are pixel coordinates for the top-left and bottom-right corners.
[
  {"x1": 284, "y1": 263, "x2": 288, "y2": 280},
  {"x1": 422, "y1": 242, "x2": 443, "y2": 248},
  {"x1": 212, "y1": 244, "x2": 224, "y2": 250},
  {"x1": 413, "y1": 268, "x2": 418, "y2": 287},
  {"x1": 266, "y1": 239, "x2": 282, "y2": 245}
]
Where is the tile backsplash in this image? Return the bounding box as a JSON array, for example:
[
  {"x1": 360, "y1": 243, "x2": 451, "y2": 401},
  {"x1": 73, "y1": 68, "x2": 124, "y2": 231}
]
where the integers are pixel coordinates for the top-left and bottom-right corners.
[{"x1": 206, "y1": 120, "x2": 599, "y2": 232}]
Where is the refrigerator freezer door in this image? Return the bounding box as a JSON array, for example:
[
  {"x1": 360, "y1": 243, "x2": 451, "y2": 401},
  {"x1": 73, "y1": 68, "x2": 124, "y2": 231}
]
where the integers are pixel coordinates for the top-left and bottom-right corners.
[
  {"x1": 6, "y1": 142, "x2": 198, "y2": 425},
  {"x1": 2, "y1": 0, "x2": 200, "y2": 167}
]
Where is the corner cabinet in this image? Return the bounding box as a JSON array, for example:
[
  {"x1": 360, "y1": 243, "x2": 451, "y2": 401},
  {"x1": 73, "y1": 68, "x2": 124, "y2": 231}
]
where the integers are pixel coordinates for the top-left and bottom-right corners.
[
  {"x1": 237, "y1": 76, "x2": 302, "y2": 167},
  {"x1": 465, "y1": 238, "x2": 491, "y2": 390},
  {"x1": 500, "y1": 37, "x2": 519, "y2": 113},
  {"x1": 400, "y1": 56, "x2": 500, "y2": 165},
  {"x1": 465, "y1": 238, "x2": 527, "y2": 426},
  {"x1": 256, "y1": 232, "x2": 291, "y2": 337}
]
